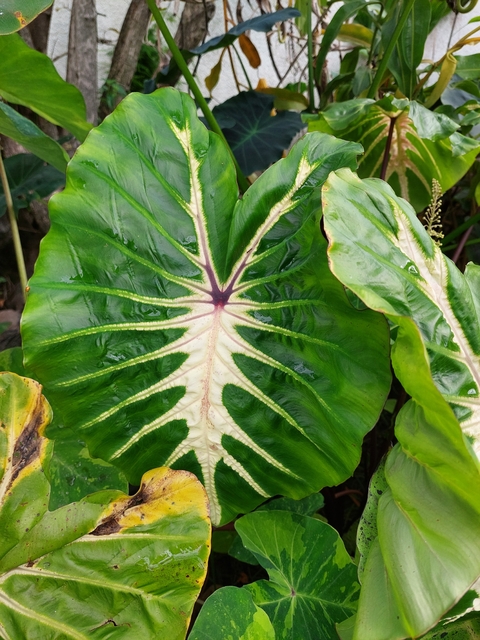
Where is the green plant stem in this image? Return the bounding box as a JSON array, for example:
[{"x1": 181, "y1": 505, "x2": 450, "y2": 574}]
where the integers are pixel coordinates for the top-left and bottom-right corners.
[
  {"x1": 146, "y1": 0, "x2": 250, "y2": 193},
  {"x1": 0, "y1": 151, "x2": 27, "y2": 300},
  {"x1": 231, "y1": 44, "x2": 253, "y2": 91},
  {"x1": 306, "y1": 0, "x2": 315, "y2": 111},
  {"x1": 367, "y1": 0, "x2": 416, "y2": 99},
  {"x1": 443, "y1": 236, "x2": 480, "y2": 252}
]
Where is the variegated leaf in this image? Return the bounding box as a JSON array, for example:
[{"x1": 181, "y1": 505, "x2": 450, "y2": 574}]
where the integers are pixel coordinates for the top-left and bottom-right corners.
[
  {"x1": 322, "y1": 168, "x2": 480, "y2": 457},
  {"x1": 22, "y1": 88, "x2": 391, "y2": 525},
  {"x1": 309, "y1": 97, "x2": 480, "y2": 212},
  {"x1": 0, "y1": 372, "x2": 211, "y2": 639}
]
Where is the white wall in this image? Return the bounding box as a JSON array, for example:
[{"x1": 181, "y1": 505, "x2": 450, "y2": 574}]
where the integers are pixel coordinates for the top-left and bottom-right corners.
[{"x1": 47, "y1": 0, "x2": 480, "y2": 105}]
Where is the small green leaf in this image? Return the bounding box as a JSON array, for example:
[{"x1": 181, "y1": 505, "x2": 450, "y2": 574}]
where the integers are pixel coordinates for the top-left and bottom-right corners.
[
  {"x1": 0, "y1": 103, "x2": 68, "y2": 172},
  {"x1": 0, "y1": 34, "x2": 92, "y2": 141},
  {"x1": 0, "y1": 154, "x2": 65, "y2": 218},
  {"x1": 0, "y1": 0, "x2": 52, "y2": 35},
  {"x1": 236, "y1": 510, "x2": 360, "y2": 639},
  {"x1": 189, "y1": 587, "x2": 275, "y2": 640},
  {"x1": 455, "y1": 54, "x2": 480, "y2": 80}
]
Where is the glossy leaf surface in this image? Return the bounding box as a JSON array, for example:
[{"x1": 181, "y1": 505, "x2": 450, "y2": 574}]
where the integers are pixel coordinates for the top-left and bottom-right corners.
[
  {"x1": 211, "y1": 91, "x2": 304, "y2": 174},
  {"x1": 0, "y1": 372, "x2": 210, "y2": 639},
  {"x1": 310, "y1": 97, "x2": 480, "y2": 211},
  {"x1": 352, "y1": 320, "x2": 480, "y2": 639},
  {"x1": 236, "y1": 510, "x2": 360, "y2": 638},
  {"x1": 189, "y1": 587, "x2": 275, "y2": 640},
  {"x1": 0, "y1": 34, "x2": 91, "y2": 141},
  {"x1": 0, "y1": 103, "x2": 68, "y2": 172},
  {"x1": 0, "y1": 154, "x2": 64, "y2": 217},
  {"x1": 0, "y1": 0, "x2": 52, "y2": 34},
  {"x1": 323, "y1": 169, "x2": 480, "y2": 456},
  {"x1": 22, "y1": 88, "x2": 391, "y2": 525}
]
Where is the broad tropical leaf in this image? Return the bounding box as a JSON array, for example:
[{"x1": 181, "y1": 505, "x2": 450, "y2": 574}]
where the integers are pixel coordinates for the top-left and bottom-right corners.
[
  {"x1": 0, "y1": 34, "x2": 92, "y2": 141},
  {"x1": 322, "y1": 169, "x2": 480, "y2": 457},
  {"x1": 0, "y1": 0, "x2": 52, "y2": 34},
  {"x1": 22, "y1": 88, "x2": 391, "y2": 525},
  {"x1": 351, "y1": 319, "x2": 480, "y2": 639},
  {"x1": 236, "y1": 510, "x2": 360, "y2": 638},
  {"x1": 0, "y1": 372, "x2": 210, "y2": 639},
  {"x1": 0, "y1": 154, "x2": 64, "y2": 217},
  {"x1": 309, "y1": 97, "x2": 480, "y2": 211},
  {"x1": 0, "y1": 102, "x2": 68, "y2": 172},
  {"x1": 211, "y1": 91, "x2": 304, "y2": 174},
  {"x1": 189, "y1": 587, "x2": 275, "y2": 640}
]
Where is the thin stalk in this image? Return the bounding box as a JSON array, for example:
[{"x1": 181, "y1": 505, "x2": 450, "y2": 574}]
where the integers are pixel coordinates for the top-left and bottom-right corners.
[
  {"x1": 0, "y1": 151, "x2": 27, "y2": 299},
  {"x1": 367, "y1": 0, "x2": 416, "y2": 99},
  {"x1": 380, "y1": 116, "x2": 396, "y2": 180},
  {"x1": 231, "y1": 44, "x2": 253, "y2": 90},
  {"x1": 452, "y1": 224, "x2": 474, "y2": 264},
  {"x1": 442, "y1": 211, "x2": 480, "y2": 245},
  {"x1": 146, "y1": 0, "x2": 250, "y2": 193},
  {"x1": 306, "y1": 0, "x2": 315, "y2": 110}
]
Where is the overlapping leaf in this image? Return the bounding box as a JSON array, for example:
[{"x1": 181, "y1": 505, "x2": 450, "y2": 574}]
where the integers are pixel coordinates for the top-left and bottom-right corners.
[
  {"x1": 236, "y1": 510, "x2": 360, "y2": 638},
  {"x1": 0, "y1": 34, "x2": 91, "y2": 141},
  {"x1": 348, "y1": 320, "x2": 480, "y2": 639},
  {"x1": 309, "y1": 97, "x2": 480, "y2": 211},
  {"x1": 22, "y1": 88, "x2": 391, "y2": 525},
  {"x1": 323, "y1": 168, "x2": 480, "y2": 457},
  {"x1": 0, "y1": 372, "x2": 210, "y2": 639},
  {"x1": 322, "y1": 172, "x2": 480, "y2": 638},
  {"x1": 0, "y1": 0, "x2": 52, "y2": 34}
]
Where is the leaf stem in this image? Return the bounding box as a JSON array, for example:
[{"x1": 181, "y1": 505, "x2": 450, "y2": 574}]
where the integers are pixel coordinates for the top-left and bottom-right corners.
[
  {"x1": 0, "y1": 151, "x2": 27, "y2": 300},
  {"x1": 442, "y1": 211, "x2": 480, "y2": 245},
  {"x1": 452, "y1": 224, "x2": 474, "y2": 264},
  {"x1": 306, "y1": 0, "x2": 315, "y2": 110},
  {"x1": 146, "y1": 0, "x2": 250, "y2": 193},
  {"x1": 380, "y1": 116, "x2": 396, "y2": 180},
  {"x1": 367, "y1": 0, "x2": 416, "y2": 99}
]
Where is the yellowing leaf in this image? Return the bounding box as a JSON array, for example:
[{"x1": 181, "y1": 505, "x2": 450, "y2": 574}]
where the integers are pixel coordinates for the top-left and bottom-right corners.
[
  {"x1": 425, "y1": 52, "x2": 457, "y2": 107},
  {"x1": 336, "y1": 24, "x2": 373, "y2": 48},
  {"x1": 239, "y1": 33, "x2": 261, "y2": 68},
  {"x1": 205, "y1": 54, "x2": 224, "y2": 93}
]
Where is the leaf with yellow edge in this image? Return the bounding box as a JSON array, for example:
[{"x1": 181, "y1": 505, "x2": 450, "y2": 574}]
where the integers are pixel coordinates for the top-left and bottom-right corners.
[
  {"x1": 336, "y1": 24, "x2": 373, "y2": 49},
  {"x1": 0, "y1": 372, "x2": 211, "y2": 640},
  {"x1": 0, "y1": 0, "x2": 52, "y2": 35}
]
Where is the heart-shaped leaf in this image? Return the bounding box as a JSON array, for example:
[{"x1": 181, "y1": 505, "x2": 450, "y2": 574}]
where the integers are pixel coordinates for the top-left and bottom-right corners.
[
  {"x1": 323, "y1": 168, "x2": 480, "y2": 456},
  {"x1": 236, "y1": 510, "x2": 360, "y2": 638},
  {"x1": 0, "y1": 0, "x2": 52, "y2": 34},
  {"x1": 0, "y1": 372, "x2": 211, "y2": 639},
  {"x1": 22, "y1": 88, "x2": 391, "y2": 526}
]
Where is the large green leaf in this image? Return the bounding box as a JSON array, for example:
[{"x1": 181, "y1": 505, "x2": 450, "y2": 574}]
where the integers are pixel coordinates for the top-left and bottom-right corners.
[
  {"x1": 236, "y1": 510, "x2": 360, "y2": 638},
  {"x1": 21, "y1": 88, "x2": 391, "y2": 526},
  {"x1": 310, "y1": 97, "x2": 480, "y2": 211},
  {"x1": 0, "y1": 34, "x2": 92, "y2": 141},
  {"x1": 0, "y1": 154, "x2": 65, "y2": 217},
  {"x1": 322, "y1": 169, "x2": 480, "y2": 457},
  {"x1": 0, "y1": 102, "x2": 68, "y2": 172},
  {"x1": 0, "y1": 0, "x2": 52, "y2": 34},
  {"x1": 211, "y1": 91, "x2": 304, "y2": 175},
  {"x1": 0, "y1": 372, "x2": 211, "y2": 639},
  {"x1": 189, "y1": 587, "x2": 275, "y2": 640}
]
